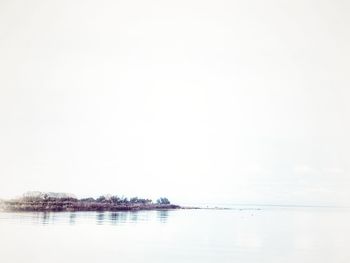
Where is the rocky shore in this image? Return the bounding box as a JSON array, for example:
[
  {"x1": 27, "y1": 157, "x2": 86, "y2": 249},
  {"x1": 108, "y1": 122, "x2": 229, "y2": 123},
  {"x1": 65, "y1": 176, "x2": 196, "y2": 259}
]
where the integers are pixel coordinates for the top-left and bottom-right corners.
[{"x1": 0, "y1": 192, "x2": 181, "y2": 212}]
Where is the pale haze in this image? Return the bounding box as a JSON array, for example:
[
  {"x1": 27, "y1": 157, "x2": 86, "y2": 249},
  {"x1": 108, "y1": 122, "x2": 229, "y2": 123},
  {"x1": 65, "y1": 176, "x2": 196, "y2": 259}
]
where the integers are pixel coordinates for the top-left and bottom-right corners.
[{"x1": 0, "y1": 0, "x2": 349, "y2": 206}]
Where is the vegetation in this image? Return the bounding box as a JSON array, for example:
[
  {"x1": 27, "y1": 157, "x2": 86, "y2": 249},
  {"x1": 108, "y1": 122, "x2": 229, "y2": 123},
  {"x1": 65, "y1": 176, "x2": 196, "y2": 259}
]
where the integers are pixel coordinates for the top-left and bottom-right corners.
[
  {"x1": 1, "y1": 192, "x2": 180, "y2": 212},
  {"x1": 157, "y1": 197, "x2": 170, "y2": 205}
]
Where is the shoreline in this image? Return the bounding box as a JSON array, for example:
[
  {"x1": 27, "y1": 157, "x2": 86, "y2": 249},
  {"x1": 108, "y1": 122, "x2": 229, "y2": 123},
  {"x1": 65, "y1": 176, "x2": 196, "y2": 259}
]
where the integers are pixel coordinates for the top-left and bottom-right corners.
[
  {"x1": 0, "y1": 200, "x2": 183, "y2": 212},
  {"x1": 0, "y1": 192, "x2": 190, "y2": 212}
]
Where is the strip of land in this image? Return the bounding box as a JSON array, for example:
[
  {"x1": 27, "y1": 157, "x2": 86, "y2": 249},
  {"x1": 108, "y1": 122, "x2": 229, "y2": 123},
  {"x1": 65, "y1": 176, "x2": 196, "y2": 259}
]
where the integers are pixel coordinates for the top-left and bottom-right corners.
[{"x1": 0, "y1": 192, "x2": 181, "y2": 212}]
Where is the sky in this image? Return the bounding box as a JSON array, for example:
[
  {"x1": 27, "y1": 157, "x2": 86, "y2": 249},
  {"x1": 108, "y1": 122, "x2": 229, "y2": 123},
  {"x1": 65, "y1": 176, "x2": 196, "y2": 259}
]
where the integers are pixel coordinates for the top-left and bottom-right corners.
[{"x1": 0, "y1": 0, "x2": 349, "y2": 205}]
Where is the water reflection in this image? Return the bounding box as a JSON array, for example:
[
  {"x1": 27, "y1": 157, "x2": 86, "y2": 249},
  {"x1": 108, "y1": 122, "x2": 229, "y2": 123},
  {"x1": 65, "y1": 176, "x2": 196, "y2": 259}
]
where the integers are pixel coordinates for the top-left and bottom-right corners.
[
  {"x1": 109, "y1": 212, "x2": 119, "y2": 225},
  {"x1": 157, "y1": 210, "x2": 169, "y2": 223},
  {"x1": 69, "y1": 213, "x2": 76, "y2": 225},
  {"x1": 41, "y1": 212, "x2": 50, "y2": 225},
  {"x1": 130, "y1": 212, "x2": 138, "y2": 223},
  {"x1": 118, "y1": 212, "x2": 128, "y2": 224},
  {"x1": 0, "y1": 210, "x2": 175, "y2": 226},
  {"x1": 96, "y1": 212, "x2": 105, "y2": 225}
]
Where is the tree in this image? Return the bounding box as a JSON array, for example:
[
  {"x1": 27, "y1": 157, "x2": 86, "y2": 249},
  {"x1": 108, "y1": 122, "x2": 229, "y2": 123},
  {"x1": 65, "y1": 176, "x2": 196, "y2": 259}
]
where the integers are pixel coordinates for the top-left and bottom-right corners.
[
  {"x1": 156, "y1": 197, "x2": 170, "y2": 205},
  {"x1": 110, "y1": 196, "x2": 121, "y2": 204},
  {"x1": 80, "y1": 197, "x2": 95, "y2": 202},
  {"x1": 96, "y1": 196, "x2": 106, "y2": 202},
  {"x1": 130, "y1": 197, "x2": 139, "y2": 204}
]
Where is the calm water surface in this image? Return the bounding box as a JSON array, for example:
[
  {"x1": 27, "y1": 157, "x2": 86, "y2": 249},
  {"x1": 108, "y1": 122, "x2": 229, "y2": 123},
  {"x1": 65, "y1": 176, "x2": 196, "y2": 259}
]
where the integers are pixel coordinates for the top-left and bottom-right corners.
[{"x1": 1, "y1": 207, "x2": 350, "y2": 262}]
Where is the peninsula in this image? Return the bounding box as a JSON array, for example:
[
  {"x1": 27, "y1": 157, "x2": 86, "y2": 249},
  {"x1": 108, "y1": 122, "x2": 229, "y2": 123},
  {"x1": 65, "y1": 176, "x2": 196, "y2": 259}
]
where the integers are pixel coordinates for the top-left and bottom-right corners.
[{"x1": 0, "y1": 191, "x2": 181, "y2": 212}]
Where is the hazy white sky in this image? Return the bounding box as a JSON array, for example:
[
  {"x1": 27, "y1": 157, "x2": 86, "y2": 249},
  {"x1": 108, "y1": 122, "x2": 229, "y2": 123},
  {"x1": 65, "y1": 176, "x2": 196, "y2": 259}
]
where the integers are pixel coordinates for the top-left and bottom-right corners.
[{"x1": 0, "y1": 0, "x2": 349, "y2": 205}]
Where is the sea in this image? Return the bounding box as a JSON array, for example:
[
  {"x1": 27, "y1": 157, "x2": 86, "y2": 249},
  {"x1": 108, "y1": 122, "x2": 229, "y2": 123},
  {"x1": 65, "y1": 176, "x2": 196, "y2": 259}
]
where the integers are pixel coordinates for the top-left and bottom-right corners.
[{"x1": 0, "y1": 205, "x2": 350, "y2": 262}]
